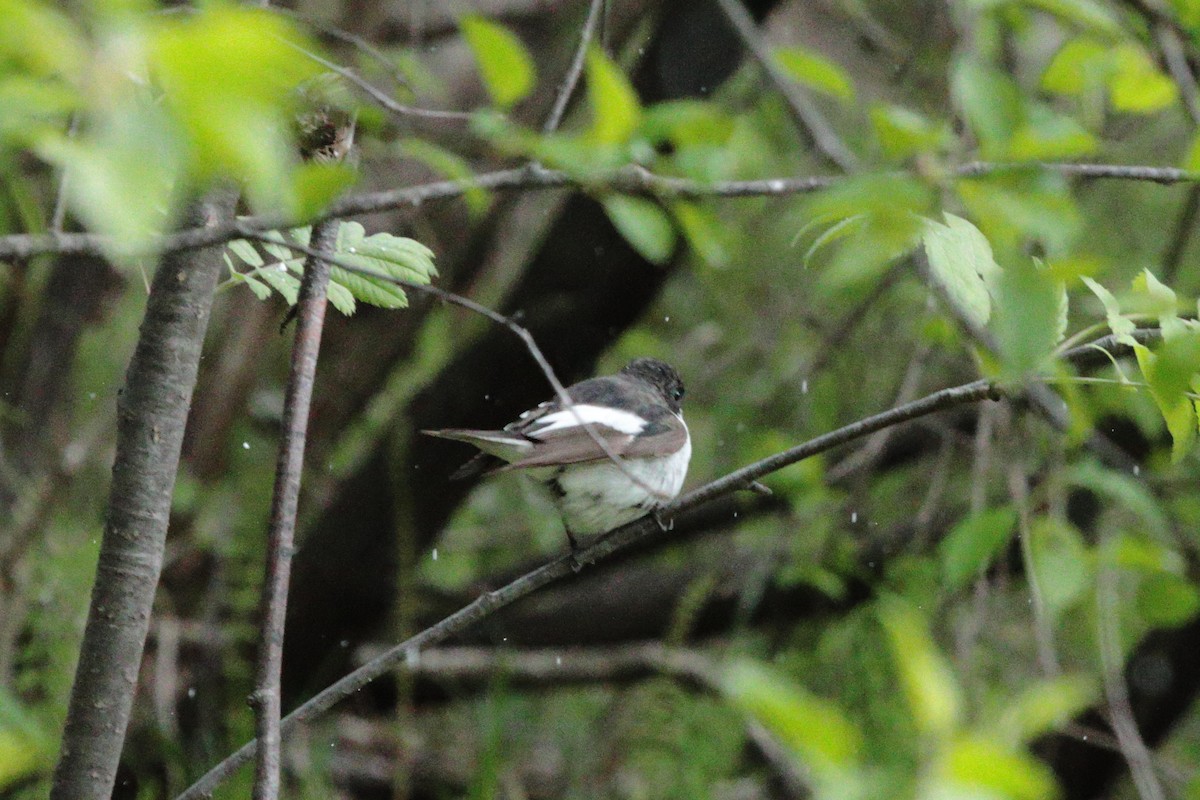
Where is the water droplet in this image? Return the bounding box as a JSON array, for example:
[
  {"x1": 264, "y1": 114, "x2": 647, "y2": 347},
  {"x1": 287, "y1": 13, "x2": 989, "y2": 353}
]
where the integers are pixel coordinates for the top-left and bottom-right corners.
[
  {"x1": 432, "y1": 548, "x2": 438, "y2": 561},
  {"x1": 664, "y1": 315, "x2": 670, "y2": 322},
  {"x1": 1132, "y1": 465, "x2": 1140, "y2": 476},
  {"x1": 339, "y1": 640, "x2": 349, "y2": 648},
  {"x1": 801, "y1": 380, "x2": 808, "y2": 394},
  {"x1": 769, "y1": 180, "x2": 785, "y2": 192},
  {"x1": 187, "y1": 687, "x2": 196, "y2": 698},
  {"x1": 555, "y1": 656, "x2": 562, "y2": 665},
  {"x1": 851, "y1": 511, "x2": 858, "y2": 523},
  {"x1": 88, "y1": 392, "x2": 97, "y2": 400},
  {"x1": 242, "y1": 441, "x2": 250, "y2": 450},
  {"x1": 347, "y1": 247, "x2": 356, "y2": 253}
]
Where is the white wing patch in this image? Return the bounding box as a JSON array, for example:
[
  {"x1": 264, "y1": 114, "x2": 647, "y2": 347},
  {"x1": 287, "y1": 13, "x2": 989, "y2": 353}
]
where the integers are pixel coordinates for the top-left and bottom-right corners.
[{"x1": 530, "y1": 404, "x2": 647, "y2": 437}]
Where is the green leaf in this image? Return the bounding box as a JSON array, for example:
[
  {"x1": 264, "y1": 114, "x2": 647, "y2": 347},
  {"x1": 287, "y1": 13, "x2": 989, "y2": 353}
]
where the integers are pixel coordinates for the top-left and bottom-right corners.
[
  {"x1": 992, "y1": 259, "x2": 1064, "y2": 379},
  {"x1": 673, "y1": 201, "x2": 732, "y2": 268},
  {"x1": 1028, "y1": 517, "x2": 1090, "y2": 621},
  {"x1": 1008, "y1": 104, "x2": 1098, "y2": 160},
  {"x1": 996, "y1": 674, "x2": 1097, "y2": 743},
  {"x1": 939, "y1": 507, "x2": 1018, "y2": 591},
  {"x1": 941, "y1": 736, "x2": 1059, "y2": 800},
  {"x1": 922, "y1": 213, "x2": 999, "y2": 329},
  {"x1": 0, "y1": 0, "x2": 87, "y2": 78},
  {"x1": 325, "y1": 278, "x2": 356, "y2": 316},
  {"x1": 400, "y1": 138, "x2": 491, "y2": 217},
  {"x1": 773, "y1": 46, "x2": 855, "y2": 102},
  {"x1": 240, "y1": 272, "x2": 272, "y2": 301},
  {"x1": 1042, "y1": 37, "x2": 1110, "y2": 96},
  {"x1": 1129, "y1": 269, "x2": 1179, "y2": 322},
  {"x1": 870, "y1": 104, "x2": 949, "y2": 161},
  {"x1": 256, "y1": 262, "x2": 301, "y2": 305},
  {"x1": 460, "y1": 15, "x2": 535, "y2": 109},
  {"x1": 41, "y1": 94, "x2": 184, "y2": 257},
  {"x1": 291, "y1": 162, "x2": 356, "y2": 221},
  {"x1": 878, "y1": 597, "x2": 962, "y2": 738},
  {"x1": 720, "y1": 659, "x2": 863, "y2": 769},
  {"x1": 952, "y1": 58, "x2": 1023, "y2": 158},
  {"x1": 585, "y1": 47, "x2": 641, "y2": 145},
  {"x1": 640, "y1": 101, "x2": 735, "y2": 147},
  {"x1": 1066, "y1": 463, "x2": 1171, "y2": 540},
  {"x1": 1110, "y1": 44, "x2": 1178, "y2": 113},
  {"x1": 602, "y1": 195, "x2": 676, "y2": 263},
  {"x1": 1137, "y1": 573, "x2": 1200, "y2": 627},
  {"x1": 150, "y1": 6, "x2": 322, "y2": 213},
  {"x1": 227, "y1": 239, "x2": 264, "y2": 268},
  {"x1": 1081, "y1": 277, "x2": 1136, "y2": 341},
  {"x1": 1024, "y1": 0, "x2": 1123, "y2": 36},
  {"x1": 1134, "y1": 330, "x2": 1200, "y2": 460},
  {"x1": 329, "y1": 221, "x2": 438, "y2": 309}
]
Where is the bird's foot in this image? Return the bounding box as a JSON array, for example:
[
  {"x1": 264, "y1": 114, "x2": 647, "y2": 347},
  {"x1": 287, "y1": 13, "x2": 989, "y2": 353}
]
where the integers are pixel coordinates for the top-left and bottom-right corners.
[
  {"x1": 652, "y1": 510, "x2": 674, "y2": 532},
  {"x1": 566, "y1": 530, "x2": 584, "y2": 573}
]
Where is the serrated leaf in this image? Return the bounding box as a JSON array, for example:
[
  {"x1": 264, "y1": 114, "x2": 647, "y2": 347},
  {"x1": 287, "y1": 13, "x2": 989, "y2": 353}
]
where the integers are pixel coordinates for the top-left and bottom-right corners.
[
  {"x1": 228, "y1": 238, "x2": 264, "y2": 268},
  {"x1": 460, "y1": 15, "x2": 535, "y2": 108},
  {"x1": 241, "y1": 273, "x2": 272, "y2": 301},
  {"x1": 586, "y1": 47, "x2": 641, "y2": 145},
  {"x1": 325, "y1": 279, "x2": 356, "y2": 316},
  {"x1": 1082, "y1": 277, "x2": 1136, "y2": 342},
  {"x1": 773, "y1": 46, "x2": 855, "y2": 102},
  {"x1": 602, "y1": 195, "x2": 675, "y2": 263},
  {"x1": 922, "y1": 213, "x2": 999, "y2": 329},
  {"x1": 257, "y1": 264, "x2": 300, "y2": 305},
  {"x1": 329, "y1": 221, "x2": 437, "y2": 309},
  {"x1": 1134, "y1": 331, "x2": 1200, "y2": 461}
]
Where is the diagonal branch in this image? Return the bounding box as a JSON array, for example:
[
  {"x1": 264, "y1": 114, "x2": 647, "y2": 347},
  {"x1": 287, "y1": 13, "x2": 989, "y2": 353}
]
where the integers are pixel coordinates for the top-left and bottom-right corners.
[
  {"x1": 49, "y1": 189, "x2": 239, "y2": 800},
  {"x1": 712, "y1": 0, "x2": 858, "y2": 171},
  {"x1": 250, "y1": 218, "x2": 339, "y2": 800},
  {"x1": 543, "y1": 0, "x2": 607, "y2": 134},
  {"x1": 175, "y1": 329, "x2": 1159, "y2": 800}
]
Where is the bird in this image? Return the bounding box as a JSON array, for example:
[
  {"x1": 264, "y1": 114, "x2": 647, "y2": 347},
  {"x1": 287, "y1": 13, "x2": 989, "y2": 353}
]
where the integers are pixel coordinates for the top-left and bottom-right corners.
[{"x1": 423, "y1": 357, "x2": 691, "y2": 551}]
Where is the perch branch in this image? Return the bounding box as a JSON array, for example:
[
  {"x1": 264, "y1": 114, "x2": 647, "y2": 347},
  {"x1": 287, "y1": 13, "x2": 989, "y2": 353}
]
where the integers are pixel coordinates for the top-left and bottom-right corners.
[{"x1": 175, "y1": 328, "x2": 1160, "y2": 800}]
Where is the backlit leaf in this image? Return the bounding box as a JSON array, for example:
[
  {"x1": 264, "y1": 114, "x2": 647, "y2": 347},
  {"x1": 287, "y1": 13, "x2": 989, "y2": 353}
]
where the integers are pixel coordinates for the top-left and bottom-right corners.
[{"x1": 460, "y1": 15, "x2": 535, "y2": 109}]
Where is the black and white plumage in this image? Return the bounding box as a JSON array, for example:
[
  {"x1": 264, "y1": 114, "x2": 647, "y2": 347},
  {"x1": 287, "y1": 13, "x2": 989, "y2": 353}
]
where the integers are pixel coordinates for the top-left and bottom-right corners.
[{"x1": 424, "y1": 358, "x2": 691, "y2": 547}]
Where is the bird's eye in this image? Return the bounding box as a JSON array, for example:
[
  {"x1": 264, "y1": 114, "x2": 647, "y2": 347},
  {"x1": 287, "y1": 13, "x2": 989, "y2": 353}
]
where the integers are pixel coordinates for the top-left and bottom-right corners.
[{"x1": 673, "y1": 388, "x2": 684, "y2": 401}]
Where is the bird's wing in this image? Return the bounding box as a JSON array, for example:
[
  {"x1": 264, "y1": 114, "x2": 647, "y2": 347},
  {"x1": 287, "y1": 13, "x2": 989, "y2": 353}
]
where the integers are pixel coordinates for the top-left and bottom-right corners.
[{"x1": 497, "y1": 411, "x2": 688, "y2": 471}]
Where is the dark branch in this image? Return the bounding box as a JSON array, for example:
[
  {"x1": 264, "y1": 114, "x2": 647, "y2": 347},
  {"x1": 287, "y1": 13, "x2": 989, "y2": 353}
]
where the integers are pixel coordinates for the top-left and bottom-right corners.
[
  {"x1": 1, "y1": 161, "x2": 1195, "y2": 262},
  {"x1": 250, "y1": 218, "x2": 339, "y2": 800}
]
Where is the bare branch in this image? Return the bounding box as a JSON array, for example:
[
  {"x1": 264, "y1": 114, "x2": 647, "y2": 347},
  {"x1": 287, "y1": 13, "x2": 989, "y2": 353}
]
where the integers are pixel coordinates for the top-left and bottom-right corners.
[
  {"x1": 543, "y1": 0, "x2": 606, "y2": 134},
  {"x1": 713, "y1": 0, "x2": 858, "y2": 171},
  {"x1": 175, "y1": 329, "x2": 1160, "y2": 800},
  {"x1": 249, "y1": 218, "x2": 338, "y2": 800},
  {"x1": 1, "y1": 160, "x2": 1195, "y2": 262}
]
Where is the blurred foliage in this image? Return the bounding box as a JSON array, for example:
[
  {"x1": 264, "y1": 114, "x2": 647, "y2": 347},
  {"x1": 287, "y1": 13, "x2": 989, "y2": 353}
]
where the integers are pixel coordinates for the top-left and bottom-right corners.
[{"x1": 1, "y1": 0, "x2": 1200, "y2": 799}]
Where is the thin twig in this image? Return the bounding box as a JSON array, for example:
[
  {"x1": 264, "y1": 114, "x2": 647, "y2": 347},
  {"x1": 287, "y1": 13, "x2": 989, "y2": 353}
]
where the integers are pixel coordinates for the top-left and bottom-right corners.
[
  {"x1": 284, "y1": 38, "x2": 474, "y2": 122},
  {"x1": 1, "y1": 160, "x2": 1196, "y2": 262},
  {"x1": 1096, "y1": 566, "x2": 1167, "y2": 800},
  {"x1": 712, "y1": 0, "x2": 858, "y2": 171},
  {"x1": 1161, "y1": 186, "x2": 1200, "y2": 283},
  {"x1": 543, "y1": 0, "x2": 606, "y2": 134},
  {"x1": 174, "y1": 329, "x2": 1160, "y2": 800},
  {"x1": 250, "y1": 219, "x2": 339, "y2": 800},
  {"x1": 268, "y1": 6, "x2": 410, "y2": 89},
  {"x1": 1008, "y1": 464, "x2": 1061, "y2": 676}
]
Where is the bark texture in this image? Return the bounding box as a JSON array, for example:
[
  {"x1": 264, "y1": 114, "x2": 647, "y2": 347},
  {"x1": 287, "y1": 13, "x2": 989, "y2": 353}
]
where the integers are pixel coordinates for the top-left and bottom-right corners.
[{"x1": 51, "y1": 191, "x2": 237, "y2": 800}]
